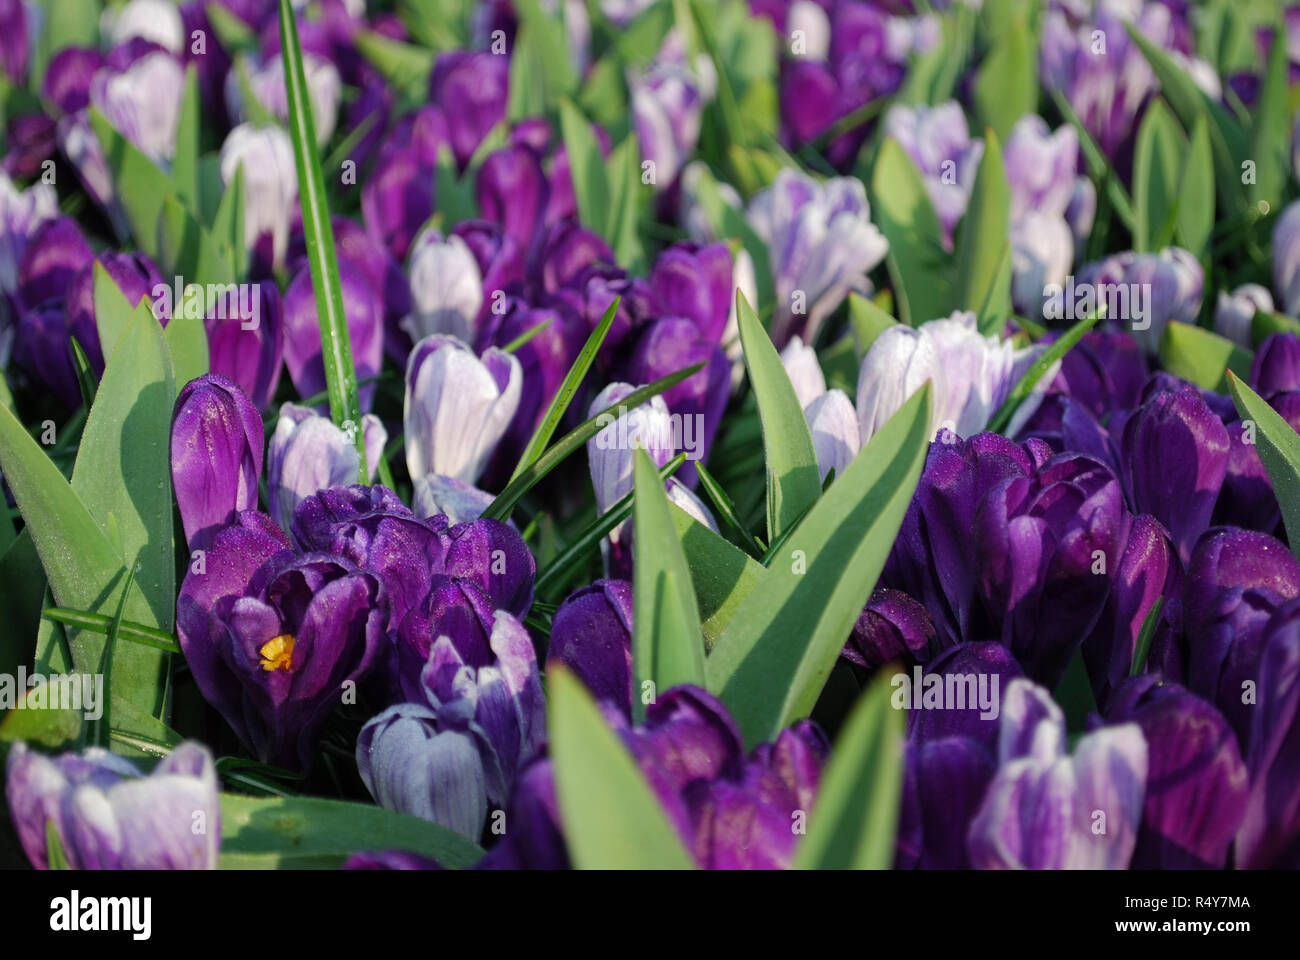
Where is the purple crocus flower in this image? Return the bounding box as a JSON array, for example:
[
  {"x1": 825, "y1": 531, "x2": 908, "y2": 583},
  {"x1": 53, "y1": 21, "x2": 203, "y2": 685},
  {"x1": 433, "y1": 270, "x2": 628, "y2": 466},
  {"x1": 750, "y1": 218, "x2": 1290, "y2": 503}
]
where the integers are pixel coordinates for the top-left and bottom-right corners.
[
  {"x1": 745, "y1": 168, "x2": 889, "y2": 346},
  {"x1": 12, "y1": 302, "x2": 81, "y2": 408},
  {"x1": 171, "y1": 374, "x2": 264, "y2": 552},
  {"x1": 393, "y1": 579, "x2": 498, "y2": 703},
  {"x1": 175, "y1": 511, "x2": 387, "y2": 770},
  {"x1": 358, "y1": 610, "x2": 545, "y2": 840},
  {"x1": 1251, "y1": 332, "x2": 1300, "y2": 398},
  {"x1": 3, "y1": 113, "x2": 56, "y2": 180},
  {"x1": 429, "y1": 51, "x2": 509, "y2": 169},
  {"x1": 533, "y1": 219, "x2": 616, "y2": 293},
  {"x1": 629, "y1": 36, "x2": 710, "y2": 192},
  {"x1": 0, "y1": 0, "x2": 30, "y2": 84},
  {"x1": 13, "y1": 216, "x2": 94, "y2": 314},
  {"x1": 623, "y1": 316, "x2": 730, "y2": 468},
  {"x1": 844, "y1": 587, "x2": 939, "y2": 670},
  {"x1": 586, "y1": 381, "x2": 676, "y2": 516},
  {"x1": 476, "y1": 143, "x2": 549, "y2": 255},
  {"x1": 882, "y1": 101, "x2": 984, "y2": 246},
  {"x1": 975, "y1": 451, "x2": 1131, "y2": 689},
  {"x1": 904, "y1": 641, "x2": 1025, "y2": 751},
  {"x1": 443, "y1": 516, "x2": 536, "y2": 621},
  {"x1": 967, "y1": 678, "x2": 1148, "y2": 869},
  {"x1": 1236, "y1": 597, "x2": 1300, "y2": 868},
  {"x1": 649, "y1": 242, "x2": 734, "y2": 347},
  {"x1": 291, "y1": 484, "x2": 451, "y2": 634},
  {"x1": 1083, "y1": 514, "x2": 1177, "y2": 708},
  {"x1": 404, "y1": 334, "x2": 522, "y2": 486},
  {"x1": 547, "y1": 579, "x2": 634, "y2": 716},
  {"x1": 267, "y1": 403, "x2": 386, "y2": 533},
  {"x1": 897, "y1": 734, "x2": 996, "y2": 870},
  {"x1": 884, "y1": 431, "x2": 1044, "y2": 646},
  {"x1": 1121, "y1": 379, "x2": 1229, "y2": 564},
  {"x1": 205, "y1": 281, "x2": 283, "y2": 410},
  {"x1": 1182, "y1": 528, "x2": 1300, "y2": 747},
  {"x1": 362, "y1": 106, "x2": 449, "y2": 262},
  {"x1": 1106, "y1": 675, "x2": 1248, "y2": 868},
  {"x1": 282, "y1": 261, "x2": 384, "y2": 411},
  {"x1": 5, "y1": 740, "x2": 220, "y2": 870},
  {"x1": 0, "y1": 171, "x2": 57, "y2": 297},
  {"x1": 43, "y1": 47, "x2": 104, "y2": 115}
]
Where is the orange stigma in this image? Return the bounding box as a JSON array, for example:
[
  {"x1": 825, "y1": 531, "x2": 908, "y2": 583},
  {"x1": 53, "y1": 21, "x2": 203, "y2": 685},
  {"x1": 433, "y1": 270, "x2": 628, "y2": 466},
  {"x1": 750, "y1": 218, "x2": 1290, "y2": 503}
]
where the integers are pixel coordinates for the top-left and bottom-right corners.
[{"x1": 259, "y1": 634, "x2": 296, "y2": 672}]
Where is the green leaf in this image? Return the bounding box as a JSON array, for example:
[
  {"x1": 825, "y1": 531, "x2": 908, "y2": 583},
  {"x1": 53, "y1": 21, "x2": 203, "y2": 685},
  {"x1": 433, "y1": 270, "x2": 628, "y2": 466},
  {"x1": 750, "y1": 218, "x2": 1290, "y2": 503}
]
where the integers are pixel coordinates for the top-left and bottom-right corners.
[
  {"x1": 793, "y1": 670, "x2": 904, "y2": 869},
  {"x1": 355, "y1": 29, "x2": 434, "y2": 101},
  {"x1": 219, "y1": 793, "x2": 483, "y2": 869},
  {"x1": 71, "y1": 299, "x2": 176, "y2": 732},
  {"x1": 92, "y1": 262, "x2": 142, "y2": 363},
  {"x1": 1252, "y1": 309, "x2": 1300, "y2": 344},
  {"x1": 632, "y1": 451, "x2": 707, "y2": 721},
  {"x1": 1132, "y1": 99, "x2": 1186, "y2": 252},
  {"x1": 558, "y1": 99, "x2": 611, "y2": 241},
  {"x1": 871, "y1": 137, "x2": 953, "y2": 326},
  {"x1": 512, "y1": 0, "x2": 579, "y2": 103},
  {"x1": 1158, "y1": 321, "x2": 1253, "y2": 392},
  {"x1": 211, "y1": 163, "x2": 247, "y2": 276},
  {"x1": 165, "y1": 314, "x2": 211, "y2": 392},
  {"x1": 0, "y1": 532, "x2": 45, "y2": 681},
  {"x1": 985, "y1": 313, "x2": 1099, "y2": 434},
  {"x1": 953, "y1": 129, "x2": 1011, "y2": 333},
  {"x1": 483, "y1": 363, "x2": 704, "y2": 521},
  {"x1": 736, "y1": 290, "x2": 821, "y2": 542},
  {"x1": 1130, "y1": 597, "x2": 1165, "y2": 678},
  {"x1": 706, "y1": 385, "x2": 933, "y2": 747},
  {"x1": 1247, "y1": 18, "x2": 1290, "y2": 212},
  {"x1": 1126, "y1": 23, "x2": 1248, "y2": 210},
  {"x1": 693, "y1": 461, "x2": 762, "y2": 557},
  {"x1": 172, "y1": 66, "x2": 202, "y2": 210},
  {"x1": 848, "y1": 292, "x2": 898, "y2": 355},
  {"x1": 157, "y1": 195, "x2": 236, "y2": 286},
  {"x1": 43, "y1": 608, "x2": 182, "y2": 655},
  {"x1": 1226, "y1": 371, "x2": 1300, "y2": 557},
  {"x1": 548, "y1": 667, "x2": 696, "y2": 869},
  {"x1": 605, "y1": 133, "x2": 646, "y2": 272},
  {"x1": 510, "y1": 297, "x2": 619, "y2": 482},
  {"x1": 279, "y1": 0, "x2": 366, "y2": 478},
  {"x1": 46, "y1": 822, "x2": 70, "y2": 870},
  {"x1": 973, "y1": 15, "x2": 1037, "y2": 141},
  {"x1": 673, "y1": 508, "x2": 766, "y2": 649},
  {"x1": 1049, "y1": 89, "x2": 1137, "y2": 234},
  {"x1": 69, "y1": 337, "x2": 98, "y2": 408},
  {"x1": 1176, "y1": 114, "x2": 1215, "y2": 258},
  {"x1": 204, "y1": 1, "x2": 258, "y2": 54},
  {"x1": 434, "y1": 144, "x2": 478, "y2": 228},
  {"x1": 88, "y1": 108, "x2": 176, "y2": 259},
  {"x1": 505, "y1": 23, "x2": 547, "y2": 121}
]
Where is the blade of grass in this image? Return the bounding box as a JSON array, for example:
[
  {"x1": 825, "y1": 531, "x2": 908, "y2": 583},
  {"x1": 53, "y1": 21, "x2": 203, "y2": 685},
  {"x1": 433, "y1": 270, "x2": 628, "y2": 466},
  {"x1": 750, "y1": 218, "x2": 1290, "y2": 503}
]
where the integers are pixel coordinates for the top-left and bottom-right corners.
[
  {"x1": 88, "y1": 561, "x2": 137, "y2": 749},
  {"x1": 984, "y1": 313, "x2": 1098, "y2": 434},
  {"x1": 278, "y1": 0, "x2": 366, "y2": 479},
  {"x1": 42, "y1": 608, "x2": 183, "y2": 655},
  {"x1": 694, "y1": 460, "x2": 763, "y2": 557},
  {"x1": 509, "y1": 298, "x2": 619, "y2": 482}
]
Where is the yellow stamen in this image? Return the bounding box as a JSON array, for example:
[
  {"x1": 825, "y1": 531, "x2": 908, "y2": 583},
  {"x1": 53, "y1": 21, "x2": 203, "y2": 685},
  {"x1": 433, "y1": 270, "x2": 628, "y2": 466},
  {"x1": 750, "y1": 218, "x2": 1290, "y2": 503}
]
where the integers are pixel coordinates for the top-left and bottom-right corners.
[{"x1": 259, "y1": 634, "x2": 296, "y2": 672}]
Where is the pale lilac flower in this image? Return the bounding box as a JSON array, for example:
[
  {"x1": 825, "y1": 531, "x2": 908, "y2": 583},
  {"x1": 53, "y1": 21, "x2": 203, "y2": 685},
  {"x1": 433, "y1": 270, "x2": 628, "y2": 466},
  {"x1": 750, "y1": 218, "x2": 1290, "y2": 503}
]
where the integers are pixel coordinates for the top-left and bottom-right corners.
[
  {"x1": 746, "y1": 169, "x2": 889, "y2": 347},
  {"x1": 101, "y1": 0, "x2": 184, "y2": 54},
  {"x1": 90, "y1": 51, "x2": 184, "y2": 165},
  {"x1": 402, "y1": 229, "x2": 484, "y2": 344},
  {"x1": 882, "y1": 101, "x2": 984, "y2": 245},
  {"x1": 267, "y1": 403, "x2": 387, "y2": 532},
  {"x1": 219, "y1": 123, "x2": 298, "y2": 270},
  {"x1": 226, "y1": 53, "x2": 341, "y2": 146},
  {"x1": 1214, "y1": 284, "x2": 1274, "y2": 349},
  {"x1": 404, "y1": 335, "x2": 522, "y2": 486}
]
